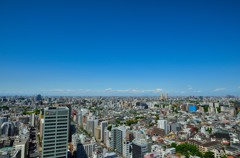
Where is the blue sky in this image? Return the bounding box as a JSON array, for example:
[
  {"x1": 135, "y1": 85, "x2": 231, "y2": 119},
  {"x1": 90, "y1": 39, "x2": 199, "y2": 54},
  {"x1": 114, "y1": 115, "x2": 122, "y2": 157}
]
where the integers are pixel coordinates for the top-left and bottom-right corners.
[{"x1": 0, "y1": 0, "x2": 240, "y2": 96}]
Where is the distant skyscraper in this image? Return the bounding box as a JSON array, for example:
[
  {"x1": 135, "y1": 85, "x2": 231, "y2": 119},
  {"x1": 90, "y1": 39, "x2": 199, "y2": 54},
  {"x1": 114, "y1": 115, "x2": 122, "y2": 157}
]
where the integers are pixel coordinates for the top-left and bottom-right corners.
[
  {"x1": 41, "y1": 107, "x2": 69, "y2": 158},
  {"x1": 160, "y1": 93, "x2": 163, "y2": 100},
  {"x1": 160, "y1": 93, "x2": 168, "y2": 100},
  {"x1": 35, "y1": 94, "x2": 42, "y2": 101}
]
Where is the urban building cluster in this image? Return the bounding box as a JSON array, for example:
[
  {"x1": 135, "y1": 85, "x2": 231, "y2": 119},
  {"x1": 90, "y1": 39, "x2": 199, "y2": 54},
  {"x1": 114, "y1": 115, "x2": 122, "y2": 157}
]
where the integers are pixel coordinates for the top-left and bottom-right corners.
[{"x1": 0, "y1": 94, "x2": 240, "y2": 158}]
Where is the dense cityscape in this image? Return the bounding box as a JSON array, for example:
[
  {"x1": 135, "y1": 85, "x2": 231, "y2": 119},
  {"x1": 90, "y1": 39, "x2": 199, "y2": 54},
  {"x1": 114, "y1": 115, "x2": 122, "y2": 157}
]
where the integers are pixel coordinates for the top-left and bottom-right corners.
[{"x1": 0, "y1": 94, "x2": 240, "y2": 158}]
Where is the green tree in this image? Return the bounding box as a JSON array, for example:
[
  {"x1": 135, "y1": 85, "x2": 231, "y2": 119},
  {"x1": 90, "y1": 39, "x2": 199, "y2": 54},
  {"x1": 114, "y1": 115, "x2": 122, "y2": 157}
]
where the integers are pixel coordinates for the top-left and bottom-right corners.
[
  {"x1": 115, "y1": 120, "x2": 121, "y2": 124},
  {"x1": 216, "y1": 107, "x2": 221, "y2": 113},
  {"x1": 0, "y1": 106, "x2": 9, "y2": 110},
  {"x1": 170, "y1": 143, "x2": 177, "y2": 148},
  {"x1": 206, "y1": 128, "x2": 212, "y2": 134},
  {"x1": 174, "y1": 143, "x2": 203, "y2": 158},
  {"x1": 204, "y1": 151, "x2": 214, "y2": 158},
  {"x1": 204, "y1": 106, "x2": 209, "y2": 113},
  {"x1": 34, "y1": 109, "x2": 40, "y2": 115},
  {"x1": 155, "y1": 114, "x2": 159, "y2": 120},
  {"x1": 107, "y1": 125, "x2": 112, "y2": 131},
  {"x1": 126, "y1": 119, "x2": 138, "y2": 126}
]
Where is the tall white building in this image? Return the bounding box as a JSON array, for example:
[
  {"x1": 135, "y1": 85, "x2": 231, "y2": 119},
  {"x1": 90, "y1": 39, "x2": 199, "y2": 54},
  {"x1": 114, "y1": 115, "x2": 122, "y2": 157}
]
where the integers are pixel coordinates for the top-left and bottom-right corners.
[
  {"x1": 87, "y1": 117, "x2": 98, "y2": 137},
  {"x1": 101, "y1": 121, "x2": 108, "y2": 142},
  {"x1": 123, "y1": 140, "x2": 131, "y2": 158},
  {"x1": 157, "y1": 119, "x2": 168, "y2": 135},
  {"x1": 13, "y1": 137, "x2": 29, "y2": 158},
  {"x1": 77, "y1": 143, "x2": 96, "y2": 158},
  {"x1": 41, "y1": 107, "x2": 69, "y2": 158},
  {"x1": 104, "y1": 129, "x2": 110, "y2": 148},
  {"x1": 30, "y1": 113, "x2": 35, "y2": 127}
]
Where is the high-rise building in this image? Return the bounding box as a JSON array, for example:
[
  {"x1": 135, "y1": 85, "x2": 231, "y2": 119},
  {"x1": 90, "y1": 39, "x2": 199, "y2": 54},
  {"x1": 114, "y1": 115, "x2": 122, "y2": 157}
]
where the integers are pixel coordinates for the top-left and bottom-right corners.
[
  {"x1": 41, "y1": 107, "x2": 69, "y2": 158},
  {"x1": 110, "y1": 126, "x2": 126, "y2": 154},
  {"x1": 157, "y1": 119, "x2": 168, "y2": 135},
  {"x1": 30, "y1": 113, "x2": 35, "y2": 127},
  {"x1": 13, "y1": 137, "x2": 29, "y2": 158},
  {"x1": 95, "y1": 126, "x2": 101, "y2": 141},
  {"x1": 104, "y1": 129, "x2": 110, "y2": 148},
  {"x1": 87, "y1": 117, "x2": 98, "y2": 137},
  {"x1": 123, "y1": 140, "x2": 131, "y2": 158},
  {"x1": 77, "y1": 110, "x2": 82, "y2": 126},
  {"x1": 35, "y1": 94, "x2": 42, "y2": 101},
  {"x1": 160, "y1": 93, "x2": 168, "y2": 100},
  {"x1": 0, "y1": 117, "x2": 8, "y2": 127},
  {"x1": 1, "y1": 122, "x2": 15, "y2": 136},
  {"x1": 76, "y1": 139, "x2": 96, "y2": 158},
  {"x1": 101, "y1": 121, "x2": 108, "y2": 142},
  {"x1": 160, "y1": 93, "x2": 163, "y2": 100},
  {"x1": 132, "y1": 139, "x2": 148, "y2": 158},
  {"x1": 66, "y1": 104, "x2": 72, "y2": 143}
]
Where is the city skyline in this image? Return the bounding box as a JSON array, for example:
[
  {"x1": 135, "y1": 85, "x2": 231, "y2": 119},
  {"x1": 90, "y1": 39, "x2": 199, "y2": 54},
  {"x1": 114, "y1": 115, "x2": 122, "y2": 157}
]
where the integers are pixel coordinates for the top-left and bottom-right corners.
[{"x1": 1, "y1": 0, "x2": 240, "y2": 96}]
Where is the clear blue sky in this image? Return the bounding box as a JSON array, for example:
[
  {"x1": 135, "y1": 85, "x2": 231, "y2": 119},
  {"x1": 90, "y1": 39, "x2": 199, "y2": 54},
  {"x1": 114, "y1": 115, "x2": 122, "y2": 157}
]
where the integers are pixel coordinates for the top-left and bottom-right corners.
[{"x1": 0, "y1": 0, "x2": 240, "y2": 96}]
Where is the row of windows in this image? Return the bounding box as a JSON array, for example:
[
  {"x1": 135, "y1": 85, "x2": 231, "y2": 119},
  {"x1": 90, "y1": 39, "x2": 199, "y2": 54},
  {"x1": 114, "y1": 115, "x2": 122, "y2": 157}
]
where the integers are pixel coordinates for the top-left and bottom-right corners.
[
  {"x1": 57, "y1": 139, "x2": 67, "y2": 142},
  {"x1": 56, "y1": 146, "x2": 66, "y2": 150},
  {"x1": 45, "y1": 125, "x2": 67, "y2": 129},
  {"x1": 57, "y1": 129, "x2": 67, "y2": 132},
  {"x1": 57, "y1": 126, "x2": 67, "y2": 128},
  {"x1": 45, "y1": 126, "x2": 55, "y2": 129},
  {"x1": 44, "y1": 129, "x2": 55, "y2": 132},
  {"x1": 56, "y1": 152, "x2": 66, "y2": 156},
  {"x1": 57, "y1": 136, "x2": 66, "y2": 139},
  {"x1": 44, "y1": 120, "x2": 68, "y2": 123},
  {"x1": 45, "y1": 122, "x2": 67, "y2": 126},
  {"x1": 56, "y1": 142, "x2": 66, "y2": 146},
  {"x1": 44, "y1": 143, "x2": 54, "y2": 147},
  {"x1": 44, "y1": 139, "x2": 55, "y2": 143},
  {"x1": 44, "y1": 141, "x2": 67, "y2": 146},
  {"x1": 57, "y1": 118, "x2": 68, "y2": 121},
  {"x1": 45, "y1": 123, "x2": 56, "y2": 126},
  {"x1": 43, "y1": 154, "x2": 54, "y2": 158},
  {"x1": 45, "y1": 116, "x2": 56, "y2": 119},
  {"x1": 44, "y1": 147, "x2": 54, "y2": 151},
  {"x1": 45, "y1": 120, "x2": 56, "y2": 123},
  {"x1": 44, "y1": 133, "x2": 67, "y2": 138},
  {"x1": 58, "y1": 116, "x2": 68, "y2": 118},
  {"x1": 57, "y1": 132, "x2": 67, "y2": 136},
  {"x1": 44, "y1": 133, "x2": 55, "y2": 136},
  {"x1": 57, "y1": 123, "x2": 68, "y2": 125}
]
